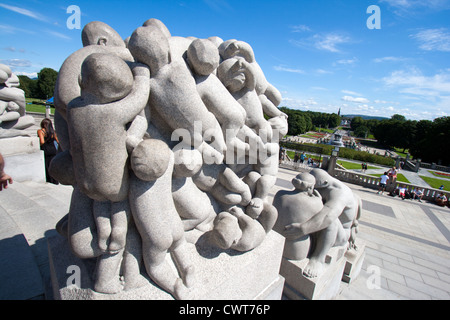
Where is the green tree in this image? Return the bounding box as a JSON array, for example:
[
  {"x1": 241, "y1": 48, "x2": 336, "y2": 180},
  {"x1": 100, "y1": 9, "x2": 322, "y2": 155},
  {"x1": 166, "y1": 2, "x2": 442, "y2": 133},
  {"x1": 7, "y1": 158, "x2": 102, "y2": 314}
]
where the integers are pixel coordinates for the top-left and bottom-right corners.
[
  {"x1": 37, "y1": 68, "x2": 58, "y2": 99},
  {"x1": 17, "y1": 75, "x2": 38, "y2": 98}
]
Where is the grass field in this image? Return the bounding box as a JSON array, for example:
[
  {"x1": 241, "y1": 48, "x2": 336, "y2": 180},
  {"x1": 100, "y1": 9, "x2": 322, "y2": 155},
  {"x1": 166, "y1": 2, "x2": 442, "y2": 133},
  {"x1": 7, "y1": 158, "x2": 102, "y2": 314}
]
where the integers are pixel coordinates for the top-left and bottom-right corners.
[
  {"x1": 337, "y1": 160, "x2": 380, "y2": 170},
  {"x1": 369, "y1": 173, "x2": 410, "y2": 184},
  {"x1": 428, "y1": 170, "x2": 450, "y2": 180},
  {"x1": 25, "y1": 98, "x2": 51, "y2": 114},
  {"x1": 419, "y1": 176, "x2": 450, "y2": 191}
]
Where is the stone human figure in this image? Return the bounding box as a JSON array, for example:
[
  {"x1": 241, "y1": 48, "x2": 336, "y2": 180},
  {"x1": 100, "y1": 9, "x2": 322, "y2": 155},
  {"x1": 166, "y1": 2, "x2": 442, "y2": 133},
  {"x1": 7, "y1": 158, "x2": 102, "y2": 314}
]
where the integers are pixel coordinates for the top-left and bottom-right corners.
[
  {"x1": 210, "y1": 205, "x2": 277, "y2": 252},
  {"x1": 283, "y1": 168, "x2": 361, "y2": 278},
  {"x1": 273, "y1": 172, "x2": 323, "y2": 261},
  {"x1": 0, "y1": 64, "x2": 34, "y2": 135},
  {"x1": 65, "y1": 54, "x2": 150, "y2": 286},
  {"x1": 128, "y1": 139, "x2": 195, "y2": 300},
  {"x1": 217, "y1": 57, "x2": 274, "y2": 144},
  {"x1": 0, "y1": 101, "x2": 20, "y2": 124},
  {"x1": 54, "y1": 21, "x2": 134, "y2": 151},
  {"x1": 192, "y1": 162, "x2": 252, "y2": 208},
  {"x1": 218, "y1": 40, "x2": 287, "y2": 121},
  {"x1": 67, "y1": 53, "x2": 150, "y2": 203},
  {"x1": 128, "y1": 23, "x2": 227, "y2": 164},
  {"x1": 187, "y1": 38, "x2": 265, "y2": 159},
  {"x1": 172, "y1": 148, "x2": 216, "y2": 231}
]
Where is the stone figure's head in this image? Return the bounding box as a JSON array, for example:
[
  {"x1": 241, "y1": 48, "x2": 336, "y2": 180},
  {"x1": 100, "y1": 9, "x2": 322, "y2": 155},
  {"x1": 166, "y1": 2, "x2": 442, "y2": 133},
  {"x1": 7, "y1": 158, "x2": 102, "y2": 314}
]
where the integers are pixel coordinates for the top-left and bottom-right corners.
[
  {"x1": 6, "y1": 101, "x2": 19, "y2": 112},
  {"x1": 173, "y1": 148, "x2": 203, "y2": 178},
  {"x1": 219, "y1": 40, "x2": 255, "y2": 63},
  {"x1": 131, "y1": 139, "x2": 171, "y2": 182},
  {"x1": 82, "y1": 21, "x2": 126, "y2": 47},
  {"x1": 142, "y1": 18, "x2": 171, "y2": 38},
  {"x1": 187, "y1": 39, "x2": 220, "y2": 76},
  {"x1": 292, "y1": 172, "x2": 316, "y2": 196},
  {"x1": 210, "y1": 211, "x2": 242, "y2": 250},
  {"x1": 268, "y1": 116, "x2": 288, "y2": 140},
  {"x1": 217, "y1": 58, "x2": 256, "y2": 92},
  {"x1": 309, "y1": 168, "x2": 331, "y2": 189},
  {"x1": 128, "y1": 25, "x2": 170, "y2": 75},
  {"x1": 79, "y1": 53, "x2": 134, "y2": 104},
  {"x1": 0, "y1": 64, "x2": 12, "y2": 84}
]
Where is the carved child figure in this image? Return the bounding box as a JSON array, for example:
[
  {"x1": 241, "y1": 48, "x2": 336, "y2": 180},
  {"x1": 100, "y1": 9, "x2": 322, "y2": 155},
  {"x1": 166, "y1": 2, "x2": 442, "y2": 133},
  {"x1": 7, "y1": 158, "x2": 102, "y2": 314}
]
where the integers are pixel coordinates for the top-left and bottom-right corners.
[
  {"x1": 283, "y1": 169, "x2": 361, "y2": 278},
  {"x1": 66, "y1": 53, "x2": 150, "y2": 267},
  {"x1": 129, "y1": 139, "x2": 195, "y2": 300},
  {"x1": 128, "y1": 23, "x2": 227, "y2": 164},
  {"x1": 187, "y1": 38, "x2": 265, "y2": 159},
  {"x1": 273, "y1": 172, "x2": 323, "y2": 261},
  {"x1": 210, "y1": 205, "x2": 277, "y2": 252},
  {"x1": 172, "y1": 148, "x2": 216, "y2": 232}
]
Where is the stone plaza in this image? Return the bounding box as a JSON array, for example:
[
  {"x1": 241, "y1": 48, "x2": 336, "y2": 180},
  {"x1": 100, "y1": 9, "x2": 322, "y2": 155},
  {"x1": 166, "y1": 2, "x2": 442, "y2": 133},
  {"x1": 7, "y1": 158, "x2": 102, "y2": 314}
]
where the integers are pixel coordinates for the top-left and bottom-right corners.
[{"x1": 1, "y1": 164, "x2": 449, "y2": 300}]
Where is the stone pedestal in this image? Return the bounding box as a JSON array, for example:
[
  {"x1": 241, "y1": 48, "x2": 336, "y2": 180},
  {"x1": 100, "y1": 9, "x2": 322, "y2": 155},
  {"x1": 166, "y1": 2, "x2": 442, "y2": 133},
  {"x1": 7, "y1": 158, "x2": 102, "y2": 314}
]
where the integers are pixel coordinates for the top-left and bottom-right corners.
[
  {"x1": 0, "y1": 136, "x2": 45, "y2": 183},
  {"x1": 48, "y1": 230, "x2": 285, "y2": 300},
  {"x1": 342, "y1": 239, "x2": 366, "y2": 284},
  {"x1": 281, "y1": 246, "x2": 346, "y2": 300}
]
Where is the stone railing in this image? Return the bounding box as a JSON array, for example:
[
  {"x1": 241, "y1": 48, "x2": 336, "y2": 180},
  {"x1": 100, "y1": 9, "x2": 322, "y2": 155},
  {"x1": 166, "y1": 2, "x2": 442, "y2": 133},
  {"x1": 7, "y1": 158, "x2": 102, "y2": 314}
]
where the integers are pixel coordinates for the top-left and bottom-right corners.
[{"x1": 333, "y1": 168, "x2": 450, "y2": 202}]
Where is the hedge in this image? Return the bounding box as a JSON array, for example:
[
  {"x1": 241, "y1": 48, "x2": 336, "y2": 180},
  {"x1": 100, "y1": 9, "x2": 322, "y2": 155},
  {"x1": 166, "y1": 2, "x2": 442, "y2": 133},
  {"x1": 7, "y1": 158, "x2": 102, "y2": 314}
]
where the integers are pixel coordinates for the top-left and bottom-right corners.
[{"x1": 280, "y1": 141, "x2": 395, "y2": 167}]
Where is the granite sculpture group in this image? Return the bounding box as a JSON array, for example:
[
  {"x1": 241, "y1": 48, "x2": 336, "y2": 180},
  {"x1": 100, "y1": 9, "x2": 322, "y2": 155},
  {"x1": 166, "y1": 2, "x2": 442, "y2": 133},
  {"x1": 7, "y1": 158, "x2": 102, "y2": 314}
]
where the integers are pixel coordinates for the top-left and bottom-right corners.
[
  {"x1": 47, "y1": 18, "x2": 361, "y2": 300},
  {"x1": 0, "y1": 64, "x2": 35, "y2": 138}
]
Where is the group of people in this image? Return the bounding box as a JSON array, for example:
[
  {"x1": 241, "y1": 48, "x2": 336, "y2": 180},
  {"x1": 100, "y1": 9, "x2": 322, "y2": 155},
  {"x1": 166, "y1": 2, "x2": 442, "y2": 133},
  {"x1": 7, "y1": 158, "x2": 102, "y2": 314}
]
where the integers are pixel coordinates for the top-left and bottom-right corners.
[
  {"x1": 293, "y1": 151, "x2": 319, "y2": 167},
  {"x1": 376, "y1": 167, "x2": 449, "y2": 207}
]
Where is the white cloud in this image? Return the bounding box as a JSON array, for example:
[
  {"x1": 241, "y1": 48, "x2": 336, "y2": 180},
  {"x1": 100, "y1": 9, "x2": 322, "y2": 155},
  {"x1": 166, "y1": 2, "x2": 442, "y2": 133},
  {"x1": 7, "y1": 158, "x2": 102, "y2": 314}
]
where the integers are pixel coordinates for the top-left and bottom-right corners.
[
  {"x1": 0, "y1": 59, "x2": 32, "y2": 68},
  {"x1": 0, "y1": 3, "x2": 47, "y2": 22},
  {"x1": 291, "y1": 25, "x2": 311, "y2": 33},
  {"x1": 341, "y1": 96, "x2": 370, "y2": 103},
  {"x1": 14, "y1": 71, "x2": 38, "y2": 78},
  {"x1": 382, "y1": 67, "x2": 450, "y2": 96},
  {"x1": 373, "y1": 56, "x2": 406, "y2": 63},
  {"x1": 290, "y1": 32, "x2": 352, "y2": 53},
  {"x1": 334, "y1": 57, "x2": 358, "y2": 66},
  {"x1": 313, "y1": 33, "x2": 351, "y2": 53},
  {"x1": 342, "y1": 90, "x2": 363, "y2": 96},
  {"x1": 411, "y1": 28, "x2": 450, "y2": 52},
  {"x1": 379, "y1": 0, "x2": 450, "y2": 14},
  {"x1": 45, "y1": 30, "x2": 72, "y2": 40},
  {"x1": 273, "y1": 65, "x2": 305, "y2": 74}
]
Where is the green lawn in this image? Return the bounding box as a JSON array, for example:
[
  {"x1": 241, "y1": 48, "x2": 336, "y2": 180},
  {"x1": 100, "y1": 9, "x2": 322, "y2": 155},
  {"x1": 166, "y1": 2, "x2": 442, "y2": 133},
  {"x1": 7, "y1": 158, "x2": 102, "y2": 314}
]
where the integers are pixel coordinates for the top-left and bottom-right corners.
[
  {"x1": 419, "y1": 176, "x2": 450, "y2": 191},
  {"x1": 370, "y1": 173, "x2": 410, "y2": 183},
  {"x1": 337, "y1": 160, "x2": 380, "y2": 170},
  {"x1": 427, "y1": 170, "x2": 450, "y2": 180},
  {"x1": 25, "y1": 98, "x2": 51, "y2": 114}
]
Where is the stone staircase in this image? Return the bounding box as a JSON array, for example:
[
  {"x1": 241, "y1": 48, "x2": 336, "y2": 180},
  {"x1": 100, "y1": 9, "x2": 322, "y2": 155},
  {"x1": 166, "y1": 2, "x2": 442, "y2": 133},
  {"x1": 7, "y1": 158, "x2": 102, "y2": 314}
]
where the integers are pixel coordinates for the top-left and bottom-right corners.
[{"x1": 0, "y1": 180, "x2": 72, "y2": 299}]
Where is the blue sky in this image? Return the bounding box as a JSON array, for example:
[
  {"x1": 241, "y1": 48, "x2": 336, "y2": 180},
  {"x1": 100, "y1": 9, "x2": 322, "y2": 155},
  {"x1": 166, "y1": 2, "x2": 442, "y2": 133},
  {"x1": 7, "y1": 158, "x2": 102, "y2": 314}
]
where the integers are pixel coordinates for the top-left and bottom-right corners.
[{"x1": 1, "y1": 0, "x2": 449, "y2": 120}]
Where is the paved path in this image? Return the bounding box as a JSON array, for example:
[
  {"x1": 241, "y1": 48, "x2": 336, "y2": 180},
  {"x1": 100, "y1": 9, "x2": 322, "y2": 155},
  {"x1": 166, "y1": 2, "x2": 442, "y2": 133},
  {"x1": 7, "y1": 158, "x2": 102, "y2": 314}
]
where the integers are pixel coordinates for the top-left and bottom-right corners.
[
  {"x1": 275, "y1": 166, "x2": 450, "y2": 300},
  {"x1": 0, "y1": 167, "x2": 449, "y2": 300},
  {"x1": 337, "y1": 157, "x2": 450, "y2": 188}
]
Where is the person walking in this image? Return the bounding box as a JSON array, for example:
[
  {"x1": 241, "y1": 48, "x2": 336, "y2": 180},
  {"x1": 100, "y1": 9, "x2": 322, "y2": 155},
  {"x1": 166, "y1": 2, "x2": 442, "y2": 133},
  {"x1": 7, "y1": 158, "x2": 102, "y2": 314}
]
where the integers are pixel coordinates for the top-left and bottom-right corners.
[{"x1": 377, "y1": 171, "x2": 389, "y2": 195}]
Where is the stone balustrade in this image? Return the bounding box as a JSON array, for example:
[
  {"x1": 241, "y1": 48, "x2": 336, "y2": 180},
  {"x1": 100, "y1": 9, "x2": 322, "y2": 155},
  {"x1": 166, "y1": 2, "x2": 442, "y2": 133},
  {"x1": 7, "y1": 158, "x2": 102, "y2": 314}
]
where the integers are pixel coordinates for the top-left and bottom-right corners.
[
  {"x1": 279, "y1": 158, "x2": 449, "y2": 204},
  {"x1": 333, "y1": 168, "x2": 450, "y2": 202}
]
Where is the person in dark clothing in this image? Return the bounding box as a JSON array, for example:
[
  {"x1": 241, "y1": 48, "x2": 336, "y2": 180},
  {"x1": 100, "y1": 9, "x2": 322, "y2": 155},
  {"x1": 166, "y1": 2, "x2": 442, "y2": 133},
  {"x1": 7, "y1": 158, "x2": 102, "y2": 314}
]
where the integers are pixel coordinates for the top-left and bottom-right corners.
[{"x1": 37, "y1": 118, "x2": 59, "y2": 184}]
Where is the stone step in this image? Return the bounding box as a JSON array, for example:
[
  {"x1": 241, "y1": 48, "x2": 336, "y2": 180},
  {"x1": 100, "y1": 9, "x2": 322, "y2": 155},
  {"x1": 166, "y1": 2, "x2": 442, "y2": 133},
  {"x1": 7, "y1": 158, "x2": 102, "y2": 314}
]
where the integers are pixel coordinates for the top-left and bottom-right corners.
[{"x1": 0, "y1": 180, "x2": 73, "y2": 299}]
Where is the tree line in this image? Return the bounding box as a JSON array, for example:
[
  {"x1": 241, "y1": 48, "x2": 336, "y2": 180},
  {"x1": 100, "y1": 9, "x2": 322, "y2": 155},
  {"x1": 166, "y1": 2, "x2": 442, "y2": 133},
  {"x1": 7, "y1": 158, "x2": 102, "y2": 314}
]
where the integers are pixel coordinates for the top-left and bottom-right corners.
[
  {"x1": 280, "y1": 106, "x2": 449, "y2": 166},
  {"x1": 351, "y1": 114, "x2": 450, "y2": 166},
  {"x1": 18, "y1": 67, "x2": 58, "y2": 100},
  {"x1": 279, "y1": 107, "x2": 341, "y2": 136}
]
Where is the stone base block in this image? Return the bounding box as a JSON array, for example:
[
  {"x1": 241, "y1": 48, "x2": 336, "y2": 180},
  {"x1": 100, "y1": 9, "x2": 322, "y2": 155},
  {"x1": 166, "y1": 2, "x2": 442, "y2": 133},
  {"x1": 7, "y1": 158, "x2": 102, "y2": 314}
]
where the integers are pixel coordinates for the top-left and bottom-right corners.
[
  {"x1": 0, "y1": 137, "x2": 45, "y2": 183},
  {"x1": 281, "y1": 246, "x2": 347, "y2": 300},
  {"x1": 48, "y1": 230, "x2": 285, "y2": 300},
  {"x1": 342, "y1": 239, "x2": 366, "y2": 284}
]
